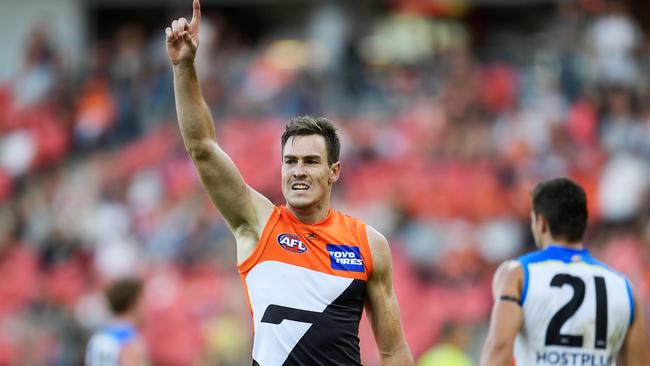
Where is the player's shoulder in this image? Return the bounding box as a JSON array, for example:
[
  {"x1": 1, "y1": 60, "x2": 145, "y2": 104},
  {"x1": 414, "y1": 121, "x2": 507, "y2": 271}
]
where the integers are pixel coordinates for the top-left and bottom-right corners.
[
  {"x1": 577, "y1": 252, "x2": 620, "y2": 273},
  {"x1": 333, "y1": 209, "x2": 375, "y2": 239},
  {"x1": 581, "y1": 255, "x2": 633, "y2": 287},
  {"x1": 364, "y1": 224, "x2": 390, "y2": 257},
  {"x1": 363, "y1": 224, "x2": 389, "y2": 276},
  {"x1": 335, "y1": 209, "x2": 366, "y2": 227},
  {"x1": 364, "y1": 224, "x2": 386, "y2": 243},
  {"x1": 494, "y1": 259, "x2": 524, "y2": 284},
  {"x1": 491, "y1": 259, "x2": 525, "y2": 300}
]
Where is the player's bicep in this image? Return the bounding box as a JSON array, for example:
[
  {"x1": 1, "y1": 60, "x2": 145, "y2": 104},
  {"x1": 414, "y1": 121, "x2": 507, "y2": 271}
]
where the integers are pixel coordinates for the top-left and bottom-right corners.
[
  {"x1": 365, "y1": 269, "x2": 403, "y2": 357},
  {"x1": 618, "y1": 288, "x2": 649, "y2": 366},
  {"x1": 486, "y1": 299, "x2": 524, "y2": 346},
  {"x1": 480, "y1": 261, "x2": 524, "y2": 366},
  {"x1": 364, "y1": 227, "x2": 412, "y2": 363},
  {"x1": 192, "y1": 139, "x2": 273, "y2": 232},
  {"x1": 491, "y1": 260, "x2": 523, "y2": 301}
]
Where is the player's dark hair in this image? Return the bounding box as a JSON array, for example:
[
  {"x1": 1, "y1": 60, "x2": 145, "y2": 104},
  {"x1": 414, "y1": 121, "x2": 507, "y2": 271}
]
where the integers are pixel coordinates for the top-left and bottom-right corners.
[
  {"x1": 281, "y1": 116, "x2": 340, "y2": 166},
  {"x1": 532, "y1": 177, "x2": 588, "y2": 243},
  {"x1": 105, "y1": 278, "x2": 143, "y2": 316}
]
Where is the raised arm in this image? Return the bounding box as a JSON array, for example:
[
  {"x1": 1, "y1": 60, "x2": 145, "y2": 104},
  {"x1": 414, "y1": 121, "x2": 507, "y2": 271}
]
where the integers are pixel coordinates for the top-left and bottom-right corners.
[
  {"x1": 480, "y1": 260, "x2": 524, "y2": 366},
  {"x1": 617, "y1": 286, "x2": 649, "y2": 366},
  {"x1": 165, "y1": 0, "x2": 273, "y2": 255},
  {"x1": 364, "y1": 226, "x2": 414, "y2": 366}
]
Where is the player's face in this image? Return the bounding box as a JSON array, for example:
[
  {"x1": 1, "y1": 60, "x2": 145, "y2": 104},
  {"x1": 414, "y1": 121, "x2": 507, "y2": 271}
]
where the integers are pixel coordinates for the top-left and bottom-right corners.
[
  {"x1": 281, "y1": 135, "x2": 340, "y2": 209},
  {"x1": 531, "y1": 211, "x2": 542, "y2": 248}
]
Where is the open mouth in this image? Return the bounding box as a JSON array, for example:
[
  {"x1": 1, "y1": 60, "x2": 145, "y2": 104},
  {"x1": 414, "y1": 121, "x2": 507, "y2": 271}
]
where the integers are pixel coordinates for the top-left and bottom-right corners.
[{"x1": 291, "y1": 183, "x2": 309, "y2": 191}]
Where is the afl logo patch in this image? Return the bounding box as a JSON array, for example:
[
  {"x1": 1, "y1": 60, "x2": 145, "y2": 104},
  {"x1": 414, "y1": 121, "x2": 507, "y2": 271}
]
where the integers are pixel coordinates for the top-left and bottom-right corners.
[{"x1": 278, "y1": 234, "x2": 308, "y2": 254}]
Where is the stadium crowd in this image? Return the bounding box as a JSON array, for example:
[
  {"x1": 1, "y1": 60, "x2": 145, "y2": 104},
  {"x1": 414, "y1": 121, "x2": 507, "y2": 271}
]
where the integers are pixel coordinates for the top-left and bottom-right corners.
[{"x1": 0, "y1": 0, "x2": 649, "y2": 364}]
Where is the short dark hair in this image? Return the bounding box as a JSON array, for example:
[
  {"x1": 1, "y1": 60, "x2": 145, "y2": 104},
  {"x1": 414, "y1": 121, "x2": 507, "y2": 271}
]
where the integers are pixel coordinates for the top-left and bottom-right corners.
[
  {"x1": 105, "y1": 278, "x2": 143, "y2": 315},
  {"x1": 532, "y1": 177, "x2": 588, "y2": 243},
  {"x1": 281, "y1": 116, "x2": 340, "y2": 166}
]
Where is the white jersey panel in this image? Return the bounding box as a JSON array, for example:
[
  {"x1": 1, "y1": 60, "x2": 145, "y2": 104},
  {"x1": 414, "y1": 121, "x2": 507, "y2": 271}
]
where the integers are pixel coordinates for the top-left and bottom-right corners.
[
  {"x1": 85, "y1": 333, "x2": 120, "y2": 366},
  {"x1": 245, "y1": 261, "x2": 354, "y2": 366},
  {"x1": 85, "y1": 323, "x2": 137, "y2": 366},
  {"x1": 514, "y1": 247, "x2": 633, "y2": 366}
]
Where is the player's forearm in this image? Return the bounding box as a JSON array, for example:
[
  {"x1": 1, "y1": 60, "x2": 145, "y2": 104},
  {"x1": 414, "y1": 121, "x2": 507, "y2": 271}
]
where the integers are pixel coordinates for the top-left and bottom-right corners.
[
  {"x1": 619, "y1": 354, "x2": 647, "y2": 366},
  {"x1": 480, "y1": 342, "x2": 513, "y2": 366},
  {"x1": 379, "y1": 343, "x2": 414, "y2": 366},
  {"x1": 173, "y1": 62, "x2": 216, "y2": 158}
]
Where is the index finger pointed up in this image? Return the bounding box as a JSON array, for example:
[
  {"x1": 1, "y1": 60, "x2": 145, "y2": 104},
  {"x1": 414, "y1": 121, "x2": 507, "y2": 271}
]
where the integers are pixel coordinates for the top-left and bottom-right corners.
[{"x1": 191, "y1": 0, "x2": 201, "y2": 25}]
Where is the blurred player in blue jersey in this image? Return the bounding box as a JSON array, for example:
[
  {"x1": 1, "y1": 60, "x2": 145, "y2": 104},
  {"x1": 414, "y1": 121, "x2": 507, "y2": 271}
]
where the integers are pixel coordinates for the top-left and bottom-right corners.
[
  {"x1": 481, "y1": 177, "x2": 648, "y2": 366},
  {"x1": 86, "y1": 278, "x2": 148, "y2": 366}
]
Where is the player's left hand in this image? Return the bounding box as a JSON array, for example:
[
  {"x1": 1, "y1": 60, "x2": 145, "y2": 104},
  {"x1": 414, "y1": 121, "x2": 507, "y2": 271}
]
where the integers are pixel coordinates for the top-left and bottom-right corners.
[{"x1": 165, "y1": 0, "x2": 201, "y2": 66}]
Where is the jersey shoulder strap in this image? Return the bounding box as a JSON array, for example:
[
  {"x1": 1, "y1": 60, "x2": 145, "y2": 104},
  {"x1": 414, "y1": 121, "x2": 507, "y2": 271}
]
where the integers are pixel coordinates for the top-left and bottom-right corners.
[{"x1": 516, "y1": 248, "x2": 554, "y2": 305}]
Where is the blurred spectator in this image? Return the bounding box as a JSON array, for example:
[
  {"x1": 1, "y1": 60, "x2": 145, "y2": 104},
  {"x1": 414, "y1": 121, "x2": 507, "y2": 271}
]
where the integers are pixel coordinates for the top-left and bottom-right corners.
[
  {"x1": 597, "y1": 153, "x2": 650, "y2": 222},
  {"x1": 0, "y1": 130, "x2": 36, "y2": 177},
  {"x1": 545, "y1": 0, "x2": 586, "y2": 101},
  {"x1": 417, "y1": 322, "x2": 474, "y2": 366},
  {"x1": 109, "y1": 25, "x2": 146, "y2": 143},
  {"x1": 585, "y1": 0, "x2": 641, "y2": 85},
  {"x1": 12, "y1": 25, "x2": 60, "y2": 107},
  {"x1": 74, "y1": 75, "x2": 116, "y2": 148}
]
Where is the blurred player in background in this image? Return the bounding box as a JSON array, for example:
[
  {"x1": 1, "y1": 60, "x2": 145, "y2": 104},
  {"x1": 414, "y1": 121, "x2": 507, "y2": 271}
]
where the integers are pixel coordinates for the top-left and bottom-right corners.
[
  {"x1": 480, "y1": 177, "x2": 649, "y2": 365},
  {"x1": 164, "y1": 0, "x2": 413, "y2": 364},
  {"x1": 417, "y1": 322, "x2": 473, "y2": 366},
  {"x1": 85, "y1": 278, "x2": 148, "y2": 366}
]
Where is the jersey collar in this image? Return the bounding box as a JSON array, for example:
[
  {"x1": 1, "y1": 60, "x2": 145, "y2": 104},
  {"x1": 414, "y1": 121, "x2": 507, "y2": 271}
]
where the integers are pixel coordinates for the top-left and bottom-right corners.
[
  {"x1": 283, "y1": 205, "x2": 333, "y2": 226},
  {"x1": 544, "y1": 245, "x2": 590, "y2": 261}
]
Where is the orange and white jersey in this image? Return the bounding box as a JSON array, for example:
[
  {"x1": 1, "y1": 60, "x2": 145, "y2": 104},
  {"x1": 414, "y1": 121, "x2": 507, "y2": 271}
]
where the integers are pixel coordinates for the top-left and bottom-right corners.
[{"x1": 238, "y1": 206, "x2": 373, "y2": 366}]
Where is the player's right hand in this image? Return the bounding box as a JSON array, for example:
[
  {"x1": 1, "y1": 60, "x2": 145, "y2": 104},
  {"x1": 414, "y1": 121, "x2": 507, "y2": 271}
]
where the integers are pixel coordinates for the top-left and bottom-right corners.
[{"x1": 165, "y1": 0, "x2": 201, "y2": 66}]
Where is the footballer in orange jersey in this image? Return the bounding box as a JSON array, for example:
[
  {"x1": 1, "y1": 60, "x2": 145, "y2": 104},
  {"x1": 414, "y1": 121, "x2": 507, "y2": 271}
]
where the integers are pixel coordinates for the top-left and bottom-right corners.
[{"x1": 165, "y1": 1, "x2": 413, "y2": 364}]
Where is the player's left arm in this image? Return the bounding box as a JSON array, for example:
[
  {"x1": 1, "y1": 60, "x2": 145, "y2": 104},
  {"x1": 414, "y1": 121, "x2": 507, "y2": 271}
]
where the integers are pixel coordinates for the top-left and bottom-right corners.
[
  {"x1": 120, "y1": 338, "x2": 149, "y2": 366},
  {"x1": 617, "y1": 285, "x2": 649, "y2": 366},
  {"x1": 480, "y1": 260, "x2": 524, "y2": 366},
  {"x1": 364, "y1": 226, "x2": 414, "y2": 366}
]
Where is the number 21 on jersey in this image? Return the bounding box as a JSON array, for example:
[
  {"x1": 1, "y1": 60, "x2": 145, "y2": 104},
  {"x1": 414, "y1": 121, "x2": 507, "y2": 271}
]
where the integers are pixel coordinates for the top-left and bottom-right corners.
[{"x1": 545, "y1": 274, "x2": 608, "y2": 349}]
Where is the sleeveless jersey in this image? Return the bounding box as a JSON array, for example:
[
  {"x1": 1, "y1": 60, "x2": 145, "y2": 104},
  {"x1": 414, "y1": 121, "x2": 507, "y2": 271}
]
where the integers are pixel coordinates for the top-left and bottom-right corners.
[
  {"x1": 514, "y1": 246, "x2": 634, "y2": 366},
  {"x1": 238, "y1": 206, "x2": 374, "y2": 366},
  {"x1": 85, "y1": 323, "x2": 137, "y2": 366}
]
